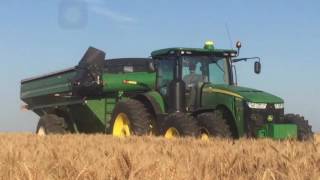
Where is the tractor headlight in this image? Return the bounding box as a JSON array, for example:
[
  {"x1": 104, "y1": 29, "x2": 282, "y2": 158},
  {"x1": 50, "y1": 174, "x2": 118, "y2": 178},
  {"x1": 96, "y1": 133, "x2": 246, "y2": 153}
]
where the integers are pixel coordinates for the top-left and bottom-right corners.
[
  {"x1": 274, "y1": 103, "x2": 284, "y2": 109},
  {"x1": 247, "y1": 102, "x2": 267, "y2": 109}
]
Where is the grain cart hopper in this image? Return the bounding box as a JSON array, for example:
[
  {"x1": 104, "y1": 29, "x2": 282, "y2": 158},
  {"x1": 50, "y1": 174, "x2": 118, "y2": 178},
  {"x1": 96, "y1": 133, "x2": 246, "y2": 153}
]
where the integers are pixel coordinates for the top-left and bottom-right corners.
[{"x1": 20, "y1": 42, "x2": 313, "y2": 140}]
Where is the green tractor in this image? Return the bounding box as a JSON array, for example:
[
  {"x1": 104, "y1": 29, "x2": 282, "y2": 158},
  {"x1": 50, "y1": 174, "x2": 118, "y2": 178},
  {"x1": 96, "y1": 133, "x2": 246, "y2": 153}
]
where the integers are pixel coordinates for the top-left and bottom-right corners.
[{"x1": 20, "y1": 41, "x2": 313, "y2": 140}]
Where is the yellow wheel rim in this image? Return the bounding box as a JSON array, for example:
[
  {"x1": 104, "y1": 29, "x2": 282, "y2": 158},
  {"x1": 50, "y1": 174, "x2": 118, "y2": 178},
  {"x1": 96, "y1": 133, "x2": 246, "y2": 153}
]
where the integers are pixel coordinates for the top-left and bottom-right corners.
[
  {"x1": 200, "y1": 128, "x2": 209, "y2": 140},
  {"x1": 164, "y1": 127, "x2": 180, "y2": 139},
  {"x1": 201, "y1": 133, "x2": 209, "y2": 140},
  {"x1": 112, "y1": 113, "x2": 131, "y2": 137}
]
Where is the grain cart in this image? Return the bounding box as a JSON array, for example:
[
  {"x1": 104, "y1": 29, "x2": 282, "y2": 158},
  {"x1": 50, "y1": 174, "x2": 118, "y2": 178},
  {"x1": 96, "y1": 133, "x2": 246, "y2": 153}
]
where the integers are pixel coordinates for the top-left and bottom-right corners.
[{"x1": 20, "y1": 42, "x2": 313, "y2": 140}]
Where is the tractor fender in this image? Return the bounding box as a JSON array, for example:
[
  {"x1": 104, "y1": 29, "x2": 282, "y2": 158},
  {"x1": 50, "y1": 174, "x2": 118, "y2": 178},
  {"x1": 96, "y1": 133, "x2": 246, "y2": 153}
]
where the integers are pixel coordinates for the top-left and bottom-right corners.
[
  {"x1": 192, "y1": 108, "x2": 215, "y2": 116},
  {"x1": 132, "y1": 92, "x2": 165, "y2": 116}
]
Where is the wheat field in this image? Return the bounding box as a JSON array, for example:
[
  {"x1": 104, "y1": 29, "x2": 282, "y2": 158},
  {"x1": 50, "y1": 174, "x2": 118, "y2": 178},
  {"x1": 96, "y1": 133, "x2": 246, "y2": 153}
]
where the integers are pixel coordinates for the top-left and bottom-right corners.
[{"x1": 0, "y1": 134, "x2": 319, "y2": 180}]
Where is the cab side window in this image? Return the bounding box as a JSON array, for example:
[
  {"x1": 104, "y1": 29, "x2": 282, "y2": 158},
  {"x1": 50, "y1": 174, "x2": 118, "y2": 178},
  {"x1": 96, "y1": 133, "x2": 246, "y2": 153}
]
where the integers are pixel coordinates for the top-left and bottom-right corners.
[
  {"x1": 208, "y1": 59, "x2": 229, "y2": 85},
  {"x1": 156, "y1": 59, "x2": 174, "y2": 95}
]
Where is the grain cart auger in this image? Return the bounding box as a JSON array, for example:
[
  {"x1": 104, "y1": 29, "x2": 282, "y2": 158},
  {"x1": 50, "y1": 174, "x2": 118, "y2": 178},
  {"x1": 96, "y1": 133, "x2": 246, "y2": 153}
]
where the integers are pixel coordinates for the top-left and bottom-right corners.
[{"x1": 20, "y1": 42, "x2": 314, "y2": 140}]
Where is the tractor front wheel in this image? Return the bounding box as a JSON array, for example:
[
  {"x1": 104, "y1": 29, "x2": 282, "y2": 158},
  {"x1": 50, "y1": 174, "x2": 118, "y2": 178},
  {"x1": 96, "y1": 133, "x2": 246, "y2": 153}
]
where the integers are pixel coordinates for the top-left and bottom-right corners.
[
  {"x1": 111, "y1": 99, "x2": 153, "y2": 137},
  {"x1": 284, "y1": 114, "x2": 313, "y2": 141},
  {"x1": 197, "y1": 110, "x2": 232, "y2": 139},
  {"x1": 161, "y1": 113, "x2": 200, "y2": 139}
]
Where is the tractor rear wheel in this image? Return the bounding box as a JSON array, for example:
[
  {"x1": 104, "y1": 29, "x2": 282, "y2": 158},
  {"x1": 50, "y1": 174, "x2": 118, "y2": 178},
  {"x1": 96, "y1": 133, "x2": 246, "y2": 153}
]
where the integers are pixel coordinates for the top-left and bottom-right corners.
[
  {"x1": 197, "y1": 110, "x2": 232, "y2": 138},
  {"x1": 161, "y1": 113, "x2": 200, "y2": 139},
  {"x1": 36, "y1": 114, "x2": 68, "y2": 135},
  {"x1": 111, "y1": 99, "x2": 153, "y2": 137},
  {"x1": 284, "y1": 114, "x2": 313, "y2": 141}
]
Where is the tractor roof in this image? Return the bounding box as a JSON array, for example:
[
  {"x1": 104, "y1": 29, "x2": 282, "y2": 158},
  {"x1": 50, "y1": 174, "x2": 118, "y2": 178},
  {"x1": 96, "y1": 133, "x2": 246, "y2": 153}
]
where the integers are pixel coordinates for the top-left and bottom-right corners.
[{"x1": 151, "y1": 47, "x2": 237, "y2": 58}]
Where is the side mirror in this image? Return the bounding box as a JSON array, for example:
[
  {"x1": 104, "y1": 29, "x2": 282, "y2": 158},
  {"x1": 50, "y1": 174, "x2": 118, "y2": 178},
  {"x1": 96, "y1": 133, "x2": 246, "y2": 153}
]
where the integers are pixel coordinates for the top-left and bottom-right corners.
[{"x1": 254, "y1": 61, "x2": 261, "y2": 74}]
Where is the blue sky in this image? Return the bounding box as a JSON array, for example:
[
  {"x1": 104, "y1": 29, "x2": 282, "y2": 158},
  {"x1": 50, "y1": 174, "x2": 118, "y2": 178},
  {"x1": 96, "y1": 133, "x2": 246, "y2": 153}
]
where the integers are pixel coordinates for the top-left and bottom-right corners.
[{"x1": 0, "y1": 0, "x2": 319, "y2": 132}]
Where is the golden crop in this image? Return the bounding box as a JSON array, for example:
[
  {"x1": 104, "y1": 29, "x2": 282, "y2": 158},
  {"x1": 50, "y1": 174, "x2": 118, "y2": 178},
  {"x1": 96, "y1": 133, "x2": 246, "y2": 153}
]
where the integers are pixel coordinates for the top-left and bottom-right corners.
[{"x1": 0, "y1": 134, "x2": 319, "y2": 180}]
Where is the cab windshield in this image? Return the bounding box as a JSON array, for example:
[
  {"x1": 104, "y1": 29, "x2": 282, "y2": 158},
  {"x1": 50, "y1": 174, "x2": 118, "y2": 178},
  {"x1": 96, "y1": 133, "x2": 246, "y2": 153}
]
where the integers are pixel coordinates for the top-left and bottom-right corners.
[{"x1": 182, "y1": 56, "x2": 230, "y2": 86}]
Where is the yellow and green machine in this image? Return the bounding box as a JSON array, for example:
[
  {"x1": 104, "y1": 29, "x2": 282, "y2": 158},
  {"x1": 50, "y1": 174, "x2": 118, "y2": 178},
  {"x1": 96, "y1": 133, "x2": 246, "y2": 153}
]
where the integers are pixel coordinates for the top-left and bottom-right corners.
[{"x1": 20, "y1": 42, "x2": 313, "y2": 140}]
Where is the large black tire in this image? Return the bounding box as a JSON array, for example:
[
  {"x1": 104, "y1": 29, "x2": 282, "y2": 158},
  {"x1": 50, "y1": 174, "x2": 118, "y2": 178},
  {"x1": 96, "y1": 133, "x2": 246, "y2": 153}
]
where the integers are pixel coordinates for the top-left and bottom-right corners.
[
  {"x1": 197, "y1": 110, "x2": 232, "y2": 138},
  {"x1": 110, "y1": 99, "x2": 153, "y2": 136},
  {"x1": 284, "y1": 114, "x2": 313, "y2": 141},
  {"x1": 161, "y1": 113, "x2": 200, "y2": 138},
  {"x1": 36, "y1": 114, "x2": 68, "y2": 135}
]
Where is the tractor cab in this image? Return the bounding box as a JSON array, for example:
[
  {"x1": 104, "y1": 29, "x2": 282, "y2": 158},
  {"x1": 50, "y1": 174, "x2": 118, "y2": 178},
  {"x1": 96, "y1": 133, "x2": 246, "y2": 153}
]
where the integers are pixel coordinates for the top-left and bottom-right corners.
[{"x1": 151, "y1": 41, "x2": 237, "y2": 112}]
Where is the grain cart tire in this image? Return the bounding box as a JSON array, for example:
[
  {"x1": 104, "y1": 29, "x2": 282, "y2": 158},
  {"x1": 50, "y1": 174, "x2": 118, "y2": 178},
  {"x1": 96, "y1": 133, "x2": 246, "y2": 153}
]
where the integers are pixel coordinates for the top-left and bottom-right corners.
[
  {"x1": 197, "y1": 110, "x2": 232, "y2": 139},
  {"x1": 111, "y1": 99, "x2": 153, "y2": 137},
  {"x1": 161, "y1": 113, "x2": 200, "y2": 139},
  {"x1": 36, "y1": 114, "x2": 68, "y2": 135},
  {"x1": 284, "y1": 114, "x2": 314, "y2": 141}
]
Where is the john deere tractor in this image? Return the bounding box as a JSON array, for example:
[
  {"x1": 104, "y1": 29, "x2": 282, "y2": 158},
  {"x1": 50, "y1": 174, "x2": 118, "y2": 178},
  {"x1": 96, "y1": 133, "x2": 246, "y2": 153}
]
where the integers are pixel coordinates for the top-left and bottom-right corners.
[{"x1": 20, "y1": 41, "x2": 313, "y2": 140}]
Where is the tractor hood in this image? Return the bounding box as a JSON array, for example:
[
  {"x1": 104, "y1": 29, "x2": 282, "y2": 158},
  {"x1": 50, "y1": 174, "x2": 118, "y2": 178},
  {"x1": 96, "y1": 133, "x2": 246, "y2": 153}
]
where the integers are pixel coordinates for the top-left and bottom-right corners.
[{"x1": 203, "y1": 84, "x2": 284, "y2": 103}]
